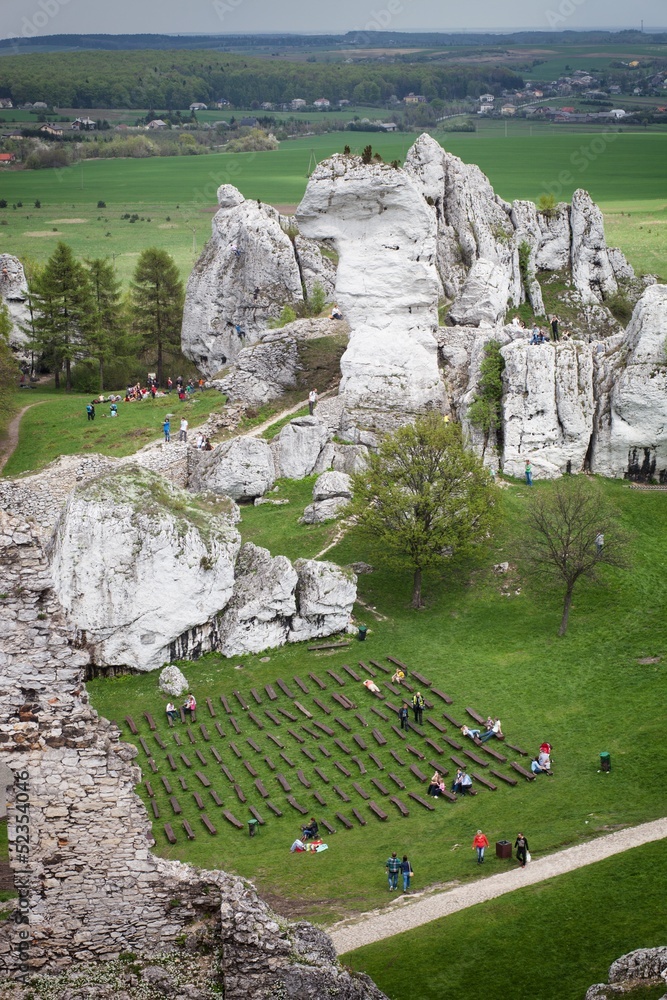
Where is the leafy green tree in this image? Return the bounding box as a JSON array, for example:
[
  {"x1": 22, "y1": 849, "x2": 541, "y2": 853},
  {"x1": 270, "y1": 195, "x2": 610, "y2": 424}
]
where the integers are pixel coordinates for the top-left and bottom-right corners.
[
  {"x1": 352, "y1": 415, "x2": 497, "y2": 608},
  {"x1": 28, "y1": 242, "x2": 92, "y2": 391},
  {"x1": 467, "y1": 340, "x2": 505, "y2": 458},
  {"x1": 130, "y1": 248, "x2": 184, "y2": 387},
  {"x1": 84, "y1": 257, "x2": 129, "y2": 392},
  {"x1": 525, "y1": 477, "x2": 628, "y2": 635}
]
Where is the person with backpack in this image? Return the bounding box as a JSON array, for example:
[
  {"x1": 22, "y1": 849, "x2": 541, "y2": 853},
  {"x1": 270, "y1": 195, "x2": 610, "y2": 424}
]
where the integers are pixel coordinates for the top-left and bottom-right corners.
[
  {"x1": 398, "y1": 703, "x2": 410, "y2": 731},
  {"x1": 412, "y1": 691, "x2": 424, "y2": 725}
]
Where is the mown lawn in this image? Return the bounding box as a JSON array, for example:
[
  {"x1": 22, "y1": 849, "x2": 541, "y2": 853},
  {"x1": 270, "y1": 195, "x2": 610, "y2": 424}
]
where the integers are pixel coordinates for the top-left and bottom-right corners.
[
  {"x1": 345, "y1": 840, "x2": 667, "y2": 1000},
  {"x1": 87, "y1": 475, "x2": 667, "y2": 925},
  {"x1": 2, "y1": 389, "x2": 227, "y2": 478}
]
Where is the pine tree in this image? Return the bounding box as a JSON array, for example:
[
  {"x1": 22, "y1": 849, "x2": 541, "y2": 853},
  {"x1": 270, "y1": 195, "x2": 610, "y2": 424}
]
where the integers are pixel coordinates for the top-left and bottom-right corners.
[
  {"x1": 85, "y1": 257, "x2": 127, "y2": 392},
  {"x1": 29, "y1": 242, "x2": 92, "y2": 391},
  {"x1": 130, "y1": 248, "x2": 184, "y2": 388}
]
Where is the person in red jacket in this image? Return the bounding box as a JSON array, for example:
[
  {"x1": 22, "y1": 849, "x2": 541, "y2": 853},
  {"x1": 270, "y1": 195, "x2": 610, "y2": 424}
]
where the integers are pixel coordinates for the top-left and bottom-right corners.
[{"x1": 472, "y1": 829, "x2": 490, "y2": 864}]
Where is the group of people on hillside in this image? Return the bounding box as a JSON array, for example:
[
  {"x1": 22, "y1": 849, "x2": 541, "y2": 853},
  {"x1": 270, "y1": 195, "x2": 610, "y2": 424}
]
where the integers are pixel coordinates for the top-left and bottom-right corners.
[
  {"x1": 471, "y1": 831, "x2": 530, "y2": 867},
  {"x1": 165, "y1": 693, "x2": 196, "y2": 722},
  {"x1": 531, "y1": 742, "x2": 554, "y2": 776},
  {"x1": 511, "y1": 314, "x2": 571, "y2": 344},
  {"x1": 461, "y1": 717, "x2": 504, "y2": 744}
]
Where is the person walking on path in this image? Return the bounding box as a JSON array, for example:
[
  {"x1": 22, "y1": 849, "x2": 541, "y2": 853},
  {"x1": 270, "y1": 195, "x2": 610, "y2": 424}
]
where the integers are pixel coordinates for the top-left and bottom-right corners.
[
  {"x1": 398, "y1": 703, "x2": 410, "y2": 731},
  {"x1": 524, "y1": 460, "x2": 533, "y2": 486},
  {"x1": 412, "y1": 692, "x2": 424, "y2": 725},
  {"x1": 472, "y1": 830, "x2": 490, "y2": 865},
  {"x1": 163, "y1": 418, "x2": 170, "y2": 443},
  {"x1": 400, "y1": 855, "x2": 412, "y2": 892},
  {"x1": 179, "y1": 417, "x2": 188, "y2": 443},
  {"x1": 515, "y1": 832, "x2": 530, "y2": 868},
  {"x1": 308, "y1": 388, "x2": 318, "y2": 416},
  {"x1": 385, "y1": 852, "x2": 401, "y2": 891}
]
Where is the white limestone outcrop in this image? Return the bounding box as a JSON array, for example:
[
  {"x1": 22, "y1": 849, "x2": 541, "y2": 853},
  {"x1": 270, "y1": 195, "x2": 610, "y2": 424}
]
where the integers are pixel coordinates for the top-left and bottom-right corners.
[
  {"x1": 591, "y1": 284, "x2": 667, "y2": 480},
  {"x1": 0, "y1": 253, "x2": 30, "y2": 349},
  {"x1": 301, "y1": 470, "x2": 353, "y2": 524},
  {"x1": 49, "y1": 469, "x2": 241, "y2": 672},
  {"x1": 296, "y1": 151, "x2": 446, "y2": 435},
  {"x1": 190, "y1": 435, "x2": 277, "y2": 500},
  {"x1": 159, "y1": 664, "x2": 189, "y2": 697},
  {"x1": 289, "y1": 559, "x2": 357, "y2": 643},
  {"x1": 214, "y1": 332, "x2": 300, "y2": 407},
  {"x1": 570, "y1": 189, "x2": 620, "y2": 305},
  {"x1": 271, "y1": 416, "x2": 330, "y2": 479}
]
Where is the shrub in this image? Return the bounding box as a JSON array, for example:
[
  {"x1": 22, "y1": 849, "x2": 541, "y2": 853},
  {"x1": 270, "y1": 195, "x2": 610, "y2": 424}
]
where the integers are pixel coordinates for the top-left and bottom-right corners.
[
  {"x1": 361, "y1": 144, "x2": 373, "y2": 164},
  {"x1": 606, "y1": 291, "x2": 634, "y2": 325},
  {"x1": 97, "y1": 200, "x2": 106, "y2": 208},
  {"x1": 537, "y1": 193, "x2": 557, "y2": 218},
  {"x1": 0, "y1": 199, "x2": 6, "y2": 209},
  {"x1": 307, "y1": 282, "x2": 327, "y2": 317},
  {"x1": 34, "y1": 199, "x2": 41, "y2": 208}
]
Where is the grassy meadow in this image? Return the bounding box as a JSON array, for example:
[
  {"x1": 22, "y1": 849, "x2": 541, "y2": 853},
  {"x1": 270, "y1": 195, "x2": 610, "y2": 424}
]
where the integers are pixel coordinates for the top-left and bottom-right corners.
[
  {"x1": 87, "y1": 474, "x2": 667, "y2": 928},
  {"x1": 1, "y1": 132, "x2": 666, "y2": 283},
  {"x1": 345, "y1": 840, "x2": 667, "y2": 1000}
]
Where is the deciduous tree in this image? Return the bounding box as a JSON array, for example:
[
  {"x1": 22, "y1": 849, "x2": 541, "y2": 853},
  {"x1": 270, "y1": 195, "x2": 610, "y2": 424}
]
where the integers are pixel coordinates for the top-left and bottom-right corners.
[{"x1": 352, "y1": 415, "x2": 497, "y2": 608}]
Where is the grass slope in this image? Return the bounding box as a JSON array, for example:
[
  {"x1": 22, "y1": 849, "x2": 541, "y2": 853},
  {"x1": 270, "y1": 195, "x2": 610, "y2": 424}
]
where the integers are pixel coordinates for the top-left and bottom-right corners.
[
  {"x1": 87, "y1": 477, "x2": 667, "y2": 925},
  {"x1": 345, "y1": 840, "x2": 667, "y2": 1000},
  {"x1": 1, "y1": 389, "x2": 226, "y2": 478},
  {"x1": 0, "y1": 133, "x2": 665, "y2": 282}
]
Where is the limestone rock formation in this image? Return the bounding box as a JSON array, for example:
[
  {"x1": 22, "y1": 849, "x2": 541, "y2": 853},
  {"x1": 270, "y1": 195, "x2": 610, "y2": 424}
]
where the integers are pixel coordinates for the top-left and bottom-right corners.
[
  {"x1": 501, "y1": 340, "x2": 595, "y2": 479},
  {"x1": 294, "y1": 233, "x2": 337, "y2": 300},
  {"x1": 181, "y1": 186, "x2": 302, "y2": 375},
  {"x1": 302, "y1": 470, "x2": 353, "y2": 523},
  {"x1": 49, "y1": 468, "x2": 241, "y2": 671},
  {"x1": 271, "y1": 415, "x2": 330, "y2": 479},
  {"x1": 214, "y1": 331, "x2": 300, "y2": 406},
  {"x1": 289, "y1": 559, "x2": 357, "y2": 643},
  {"x1": 585, "y1": 947, "x2": 667, "y2": 999},
  {"x1": 570, "y1": 189, "x2": 621, "y2": 305},
  {"x1": 296, "y1": 151, "x2": 446, "y2": 435},
  {"x1": 190, "y1": 435, "x2": 277, "y2": 500},
  {"x1": 159, "y1": 664, "x2": 189, "y2": 697},
  {"x1": 591, "y1": 284, "x2": 667, "y2": 480},
  {"x1": 0, "y1": 253, "x2": 30, "y2": 349}
]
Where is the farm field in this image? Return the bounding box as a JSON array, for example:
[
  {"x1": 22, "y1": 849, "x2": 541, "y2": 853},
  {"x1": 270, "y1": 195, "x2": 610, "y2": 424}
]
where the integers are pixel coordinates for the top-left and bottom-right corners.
[
  {"x1": 1, "y1": 132, "x2": 666, "y2": 283},
  {"x1": 87, "y1": 474, "x2": 667, "y2": 925},
  {"x1": 345, "y1": 840, "x2": 667, "y2": 1000}
]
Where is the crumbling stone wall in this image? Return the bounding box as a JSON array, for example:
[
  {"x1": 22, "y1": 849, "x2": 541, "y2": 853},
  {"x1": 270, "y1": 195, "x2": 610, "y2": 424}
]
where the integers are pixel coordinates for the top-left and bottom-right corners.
[{"x1": 0, "y1": 511, "x2": 384, "y2": 999}]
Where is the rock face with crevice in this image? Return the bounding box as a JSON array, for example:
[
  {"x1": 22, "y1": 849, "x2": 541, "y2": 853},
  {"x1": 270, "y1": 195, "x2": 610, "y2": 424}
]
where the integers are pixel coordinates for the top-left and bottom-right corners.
[
  {"x1": 0, "y1": 253, "x2": 30, "y2": 350},
  {"x1": 190, "y1": 435, "x2": 277, "y2": 501},
  {"x1": 585, "y1": 947, "x2": 667, "y2": 999}
]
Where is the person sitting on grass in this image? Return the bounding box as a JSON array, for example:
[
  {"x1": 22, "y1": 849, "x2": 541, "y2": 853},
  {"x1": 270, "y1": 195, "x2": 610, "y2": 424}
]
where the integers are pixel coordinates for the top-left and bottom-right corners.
[
  {"x1": 301, "y1": 817, "x2": 319, "y2": 841},
  {"x1": 391, "y1": 668, "x2": 405, "y2": 684},
  {"x1": 427, "y1": 771, "x2": 441, "y2": 796},
  {"x1": 479, "y1": 717, "x2": 503, "y2": 743},
  {"x1": 165, "y1": 702, "x2": 179, "y2": 722},
  {"x1": 461, "y1": 724, "x2": 481, "y2": 741},
  {"x1": 531, "y1": 750, "x2": 553, "y2": 775}
]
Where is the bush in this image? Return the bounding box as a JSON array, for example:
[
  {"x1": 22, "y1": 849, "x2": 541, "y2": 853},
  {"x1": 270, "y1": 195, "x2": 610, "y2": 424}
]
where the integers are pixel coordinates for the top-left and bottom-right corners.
[
  {"x1": 97, "y1": 200, "x2": 106, "y2": 208},
  {"x1": 606, "y1": 291, "x2": 634, "y2": 325},
  {"x1": 537, "y1": 193, "x2": 557, "y2": 218},
  {"x1": 307, "y1": 282, "x2": 327, "y2": 317},
  {"x1": 0, "y1": 200, "x2": 6, "y2": 209},
  {"x1": 34, "y1": 199, "x2": 41, "y2": 208}
]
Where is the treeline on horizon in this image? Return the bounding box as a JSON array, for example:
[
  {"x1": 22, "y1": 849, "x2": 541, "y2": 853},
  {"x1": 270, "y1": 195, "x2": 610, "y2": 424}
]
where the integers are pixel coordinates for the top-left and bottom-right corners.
[
  {"x1": 0, "y1": 29, "x2": 666, "y2": 51},
  {"x1": 0, "y1": 50, "x2": 525, "y2": 108}
]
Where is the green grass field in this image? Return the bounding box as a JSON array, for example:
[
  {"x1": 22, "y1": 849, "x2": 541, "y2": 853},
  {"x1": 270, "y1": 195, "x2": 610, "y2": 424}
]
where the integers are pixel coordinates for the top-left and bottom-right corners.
[
  {"x1": 1, "y1": 132, "x2": 666, "y2": 282},
  {"x1": 1, "y1": 389, "x2": 227, "y2": 478},
  {"x1": 87, "y1": 475, "x2": 667, "y2": 927},
  {"x1": 345, "y1": 840, "x2": 667, "y2": 1000}
]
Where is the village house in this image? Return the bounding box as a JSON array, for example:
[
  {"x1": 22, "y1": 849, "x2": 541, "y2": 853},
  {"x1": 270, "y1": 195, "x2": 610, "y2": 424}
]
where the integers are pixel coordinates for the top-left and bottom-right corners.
[
  {"x1": 290, "y1": 98, "x2": 307, "y2": 110},
  {"x1": 39, "y1": 123, "x2": 64, "y2": 137},
  {"x1": 189, "y1": 102, "x2": 208, "y2": 111},
  {"x1": 313, "y1": 98, "x2": 330, "y2": 108},
  {"x1": 0, "y1": 152, "x2": 15, "y2": 165},
  {"x1": 501, "y1": 104, "x2": 517, "y2": 116},
  {"x1": 380, "y1": 122, "x2": 398, "y2": 131},
  {"x1": 404, "y1": 93, "x2": 427, "y2": 104},
  {"x1": 478, "y1": 104, "x2": 494, "y2": 115},
  {"x1": 71, "y1": 117, "x2": 96, "y2": 131},
  {"x1": 0, "y1": 99, "x2": 13, "y2": 109},
  {"x1": 239, "y1": 116, "x2": 259, "y2": 127},
  {"x1": 479, "y1": 93, "x2": 494, "y2": 103},
  {"x1": 146, "y1": 119, "x2": 168, "y2": 130}
]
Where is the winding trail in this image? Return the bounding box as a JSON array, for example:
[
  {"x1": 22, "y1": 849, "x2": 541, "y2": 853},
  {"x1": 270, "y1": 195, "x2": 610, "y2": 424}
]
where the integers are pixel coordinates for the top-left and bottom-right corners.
[
  {"x1": 329, "y1": 817, "x2": 667, "y2": 954},
  {"x1": 0, "y1": 400, "x2": 47, "y2": 475}
]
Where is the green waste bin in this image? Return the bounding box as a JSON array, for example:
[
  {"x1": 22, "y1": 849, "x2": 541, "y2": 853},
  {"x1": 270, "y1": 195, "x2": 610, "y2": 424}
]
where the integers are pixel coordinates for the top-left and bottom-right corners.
[
  {"x1": 248, "y1": 819, "x2": 260, "y2": 837},
  {"x1": 358, "y1": 625, "x2": 368, "y2": 641},
  {"x1": 600, "y1": 752, "x2": 611, "y2": 772}
]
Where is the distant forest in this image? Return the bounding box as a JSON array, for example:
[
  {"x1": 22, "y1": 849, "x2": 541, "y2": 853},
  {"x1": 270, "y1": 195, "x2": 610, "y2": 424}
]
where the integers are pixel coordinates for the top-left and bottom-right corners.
[
  {"x1": 0, "y1": 50, "x2": 525, "y2": 108},
  {"x1": 0, "y1": 29, "x2": 666, "y2": 51}
]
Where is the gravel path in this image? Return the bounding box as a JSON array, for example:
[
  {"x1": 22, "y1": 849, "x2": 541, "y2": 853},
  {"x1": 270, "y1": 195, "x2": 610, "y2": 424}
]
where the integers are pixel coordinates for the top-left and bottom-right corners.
[{"x1": 329, "y1": 817, "x2": 667, "y2": 955}]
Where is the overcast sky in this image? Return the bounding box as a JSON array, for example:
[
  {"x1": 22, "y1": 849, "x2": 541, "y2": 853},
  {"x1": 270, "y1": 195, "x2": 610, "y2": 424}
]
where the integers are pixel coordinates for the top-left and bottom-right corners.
[{"x1": 2, "y1": 0, "x2": 665, "y2": 41}]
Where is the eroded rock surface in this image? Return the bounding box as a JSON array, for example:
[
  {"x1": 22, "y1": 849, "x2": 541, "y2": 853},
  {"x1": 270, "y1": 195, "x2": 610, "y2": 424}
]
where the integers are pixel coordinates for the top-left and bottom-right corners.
[
  {"x1": 0, "y1": 253, "x2": 30, "y2": 349},
  {"x1": 190, "y1": 435, "x2": 277, "y2": 500}
]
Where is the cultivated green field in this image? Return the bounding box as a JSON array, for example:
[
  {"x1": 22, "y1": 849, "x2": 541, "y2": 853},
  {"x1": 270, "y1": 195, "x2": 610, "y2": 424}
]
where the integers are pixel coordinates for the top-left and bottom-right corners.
[
  {"x1": 346, "y1": 840, "x2": 667, "y2": 1000},
  {"x1": 1, "y1": 132, "x2": 665, "y2": 283},
  {"x1": 88, "y1": 475, "x2": 667, "y2": 926}
]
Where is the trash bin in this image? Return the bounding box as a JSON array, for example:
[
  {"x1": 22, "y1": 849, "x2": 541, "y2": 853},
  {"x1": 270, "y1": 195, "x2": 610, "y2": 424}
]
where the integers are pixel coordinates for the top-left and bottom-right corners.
[
  {"x1": 248, "y1": 819, "x2": 259, "y2": 837},
  {"x1": 358, "y1": 625, "x2": 368, "y2": 642},
  {"x1": 496, "y1": 840, "x2": 512, "y2": 860},
  {"x1": 600, "y1": 752, "x2": 611, "y2": 772}
]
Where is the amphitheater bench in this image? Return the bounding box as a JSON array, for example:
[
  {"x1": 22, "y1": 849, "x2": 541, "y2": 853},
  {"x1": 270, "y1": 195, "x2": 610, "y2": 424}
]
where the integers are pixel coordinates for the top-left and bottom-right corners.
[
  {"x1": 406, "y1": 744, "x2": 425, "y2": 761},
  {"x1": 214, "y1": 723, "x2": 226, "y2": 740},
  {"x1": 368, "y1": 753, "x2": 385, "y2": 770},
  {"x1": 223, "y1": 810, "x2": 243, "y2": 830},
  {"x1": 371, "y1": 706, "x2": 389, "y2": 722},
  {"x1": 333, "y1": 785, "x2": 351, "y2": 802},
  {"x1": 506, "y1": 742, "x2": 529, "y2": 757},
  {"x1": 358, "y1": 661, "x2": 377, "y2": 677},
  {"x1": 229, "y1": 718, "x2": 241, "y2": 735},
  {"x1": 186, "y1": 726, "x2": 197, "y2": 744},
  {"x1": 143, "y1": 711, "x2": 157, "y2": 731},
  {"x1": 428, "y1": 761, "x2": 449, "y2": 777},
  {"x1": 368, "y1": 800, "x2": 388, "y2": 821},
  {"x1": 510, "y1": 761, "x2": 536, "y2": 781},
  {"x1": 172, "y1": 732, "x2": 183, "y2": 746},
  {"x1": 318, "y1": 743, "x2": 332, "y2": 758},
  {"x1": 151, "y1": 800, "x2": 160, "y2": 819},
  {"x1": 144, "y1": 781, "x2": 155, "y2": 798},
  {"x1": 233, "y1": 784, "x2": 246, "y2": 802},
  {"x1": 390, "y1": 725, "x2": 407, "y2": 741},
  {"x1": 287, "y1": 728, "x2": 305, "y2": 744},
  {"x1": 294, "y1": 701, "x2": 313, "y2": 720},
  {"x1": 354, "y1": 713, "x2": 369, "y2": 728},
  {"x1": 320, "y1": 818, "x2": 336, "y2": 834},
  {"x1": 164, "y1": 823, "x2": 177, "y2": 844},
  {"x1": 287, "y1": 796, "x2": 309, "y2": 815},
  {"x1": 206, "y1": 698, "x2": 217, "y2": 717},
  {"x1": 250, "y1": 688, "x2": 263, "y2": 704},
  {"x1": 390, "y1": 796, "x2": 410, "y2": 817},
  {"x1": 353, "y1": 734, "x2": 368, "y2": 750},
  {"x1": 352, "y1": 808, "x2": 367, "y2": 826},
  {"x1": 243, "y1": 761, "x2": 258, "y2": 778},
  {"x1": 209, "y1": 747, "x2": 222, "y2": 765},
  {"x1": 443, "y1": 711, "x2": 464, "y2": 729},
  {"x1": 387, "y1": 656, "x2": 409, "y2": 672},
  {"x1": 442, "y1": 735, "x2": 463, "y2": 750},
  {"x1": 334, "y1": 715, "x2": 352, "y2": 732},
  {"x1": 229, "y1": 742, "x2": 242, "y2": 759},
  {"x1": 293, "y1": 676, "x2": 310, "y2": 694},
  {"x1": 179, "y1": 777, "x2": 188, "y2": 791},
  {"x1": 309, "y1": 673, "x2": 327, "y2": 690},
  {"x1": 167, "y1": 754, "x2": 177, "y2": 771},
  {"x1": 297, "y1": 770, "x2": 312, "y2": 789},
  {"x1": 425, "y1": 738, "x2": 444, "y2": 756},
  {"x1": 193, "y1": 792, "x2": 204, "y2": 809},
  {"x1": 372, "y1": 729, "x2": 387, "y2": 746},
  {"x1": 265, "y1": 710, "x2": 282, "y2": 726},
  {"x1": 371, "y1": 777, "x2": 390, "y2": 796},
  {"x1": 161, "y1": 777, "x2": 173, "y2": 794},
  {"x1": 247, "y1": 711, "x2": 264, "y2": 730},
  {"x1": 219, "y1": 694, "x2": 232, "y2": 714},
  {"x1": 342, "y1": 664, "x2": 361, "y2": 682},
  {"x1": 167, "y1": 715, "x2": 174, "y2": 728},
  {"x1": 182, "y1": 820, "x2": 196, "y2": 841},
  {"x1": 249, "y1": 805, "x2": 265, "y2": 826},
  {"x1": 313, "y1": 697, "x2": 331, "y2": 715},
  {"x1": 409, "y1": 765, "x2": 427, "y2": 783},
  {"x1": 195, "y1": 771, "x2": 212, "y2": 788},
  {"x1": 472, "y1": 772, "x2": 497, "y2": 791},
  {"x1": 314, "y1": 767, "x2": 330, "y2": 784},
  {"x1": 332, "y1": 692, "x2": 356, "y2": 710},
  {"x1": 199, "y1": 725, "x2": 210, "y2": 742},
  {"x1": 301, "y1": 748, "x2": 317, "y2": 763},
  {"x1": 462, "y1": 748, "x2": 489, "y2": 768},
  {"x1": 427, "y1": 717, "x2": 448, "y2": 734},
  {"x1": 430, "y1": 689, "x2": 454, "y2": 705},
  {"x1": 276, "y1": 773, "x2": 292, "y2": 793},
  {"x1": 264, "y1": 684, "x2": 278, "y2": 701},
  {"x1": 169, "y1": 796, "x2": 182, "y2": 815},
  {"x1": 388, "y1": 772, "x2": 406, "y2": 790},
  {"x1": 466, "y1": 707, "x2": 486, "y2": 725},
  {"x1": 334, "y1": 762, "x2": 352, "y2": 778},
  {"x1": 334, "y1": 739, "x2": 352, "y2": 756},
  {"x1": 255, "y1": 779, "x2": 269, "y2": 799},
  {"x1": 335, "y1": 812, "x2": 354, "y2": 829},
  {"x1": 369, "y1": 659, "x2": 391, "y2": 674},
  {"x1": 410, "y1": 671, "x2": 432, "y2": 687},
  {"x1": 390, "y1": 750, "x2": 406, "y2": 766},
  {"x1": 276, "y1": 678, "x2": 296, "y2": 699},
  {"x1": 353, "y1": 782, "x2": 370, "y2": 800},
  {"x1": 280, "y1": 753, "x2": 295, "y2": 768},
  {"x1": 247, "y1": 738, "x2": 262, "y2": 753},
  {"x1": 264, "y1": 756, "x2": 276, "y2": 771},
  {"x1": 351, "y1": 756, "x2": 367, "y2": 774},
  {"x1": 195, "y1": 750, "x2": 208, "y2": 766},
  {"x1": 266, "y1": 800, "x2": 283, "y2": 817},
  {"x1": 200, "y1": 813, "x2": 217, "y2": 835},
  {"x1": 302, "y1": 725, "x2": 319, "y2": 740},
  {"x1": 327, "y1": 670, "x2": 346, "y2": 686},
  {"x1": 406, "y1": 722, "x2": 424, "y2": 737},
  {"x1": 408, "y1": 792, "x2": 435, "y2": 811},
  {"x1": 384, "y1": 682, "x2": 402, "y2": 697},
  {"x1": 480, "y1": 743, "x2": 507, "y2": 763},
  {"x1": 124, "y1": 715, "x2": 139, "y2": 735},
  {"x1": 313, "y1": 790, "x2": 327, "y2": 806},
  {"x1": 308, "y1": 640, "x2": 350, "y2": 651},
  {"x1": 221, "y1": 764, "x2": 235, "y2": 783},
  {"x1": 266, "y1": 735, "x2": 284, "y2": 751},
  {"x1": 314, "y1": 721, "x2": 335, "y2": 737}
]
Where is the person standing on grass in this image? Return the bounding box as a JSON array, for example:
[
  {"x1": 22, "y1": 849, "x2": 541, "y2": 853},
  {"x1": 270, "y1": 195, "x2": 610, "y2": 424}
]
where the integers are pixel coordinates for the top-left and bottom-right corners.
[
  {"x1": 385, "y1": 852, "x2": 401, "y2": 891},
  {"x1": 398, "y1": 703, "x2": 410, "y2": 731},
  {"x1": 86, "y1": 403, "x2": 94, "y2": 422},
  {"x1": 525, "y1": 460, "x2": 533, "y2": 486},
  {"x1": 515, "y1": 832, "x2": 530, "y2": 867},
  {"x1": 412, "y1": 691, "x2": 424, "y2": 725},
  {"x1": 595, "y1": 530, "x2": 604, "y2": 554},
  {"x1": 308, "y1": 388, "x2": 318, "y2": 415},
  {"x1": 551, "y1": 315, "x2": 560, "y2": 341},
  {"x1": 179, "y1": 417, "x2": 188, "y2": 443},
  {"x1": 163, "y1": 418, "x2": 170, "y2": 443},
  {"x1": 400, "y1": 855, "x2": 412, "y2": 892},
  {"x1": 472, "y1": 829, "x2": 489, "y2": 865}
]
